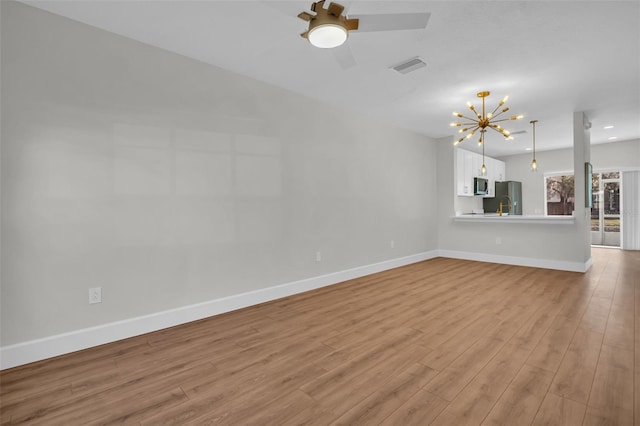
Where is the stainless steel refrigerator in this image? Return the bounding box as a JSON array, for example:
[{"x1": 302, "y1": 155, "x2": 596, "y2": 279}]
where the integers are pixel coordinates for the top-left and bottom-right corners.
[{"x1": 483, "y1": 181, "x2": 523, "y2": 215}]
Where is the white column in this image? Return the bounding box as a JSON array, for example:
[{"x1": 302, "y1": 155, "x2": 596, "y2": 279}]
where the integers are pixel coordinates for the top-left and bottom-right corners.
[{"x1": 573, "y1": 112, "x2": 592, "y2": 267}]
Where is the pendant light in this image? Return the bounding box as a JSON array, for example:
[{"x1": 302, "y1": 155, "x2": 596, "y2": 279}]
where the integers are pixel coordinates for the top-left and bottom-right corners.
[{"x1": 530, "y1": 120, "x2": 538, "y2": 171}]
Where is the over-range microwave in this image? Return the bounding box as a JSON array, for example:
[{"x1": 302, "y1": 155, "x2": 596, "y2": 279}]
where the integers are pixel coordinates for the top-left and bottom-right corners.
[{"x1": 474, "y1": 177, "x2": 489, "y2": 195}]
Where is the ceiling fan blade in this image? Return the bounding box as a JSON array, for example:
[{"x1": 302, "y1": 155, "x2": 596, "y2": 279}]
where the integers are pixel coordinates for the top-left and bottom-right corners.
[
  {"x1": 298, "y1": 11, "x2": 314, "y2": 22},
  {"x1": 350, "y1": 12, "x2": 430, "y2": 32},
  {"x1": 345, "y1": 18, "x2": 359, "y2": 31},
  {"x1": 333, "y1": 44, "x2": 357, "y2": 70},
  {"x1": 327, "y1": 2, "x2": 345, "y2": 17}
]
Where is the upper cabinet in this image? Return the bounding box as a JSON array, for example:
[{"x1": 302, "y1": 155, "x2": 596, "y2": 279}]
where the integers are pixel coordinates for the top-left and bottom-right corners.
[
  {"x1": 455, "y1": 148, "x2": 505, "y2": 198},
  {"x1": 456, "y1": 148, "x2": 474, "y2": 196},
  {"x1": 492, "y1": 158, "x2": 506, "y2": 182}
]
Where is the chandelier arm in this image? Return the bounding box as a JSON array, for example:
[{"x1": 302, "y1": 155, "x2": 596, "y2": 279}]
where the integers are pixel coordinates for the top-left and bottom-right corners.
[
  {"x1": 489, "y1": 109, "x2": 509, "y2": 120},
  {"x1": 489, "y1": 104, "x2": 504, "y2": 117},
  {"x1": 487, "y1": 126, "x2": 510, "y2": 136},
  {"x1": 462, "y1": 126, "x2": 480, "y2": 139},
  {"x1": 490, "y1": 117, "x2": 516, "y2": 124},
  {"x1": 458, "y1": 114, "x2": 480, "y2": 123},
  {"x1": 462, "y1": 125, "x2": 481, "y2": 138}
]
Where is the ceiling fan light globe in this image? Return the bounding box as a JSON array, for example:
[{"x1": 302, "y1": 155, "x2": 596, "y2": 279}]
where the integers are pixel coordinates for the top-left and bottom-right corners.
[{"x1": 308, "y1": 24, "x2": 348, "y2": 48}]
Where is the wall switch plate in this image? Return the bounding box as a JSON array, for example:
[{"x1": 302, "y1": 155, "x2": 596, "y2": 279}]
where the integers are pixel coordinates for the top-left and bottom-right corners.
[
  {"x1": 390, "y1": 240, "x2": 395, "y2": 249},
  {"x1": 496, "y1": 237, "x2": 502, "y2": 245},
  {"x1": 316, "y1": 251, "x2": 322, "y2": 262},
  {"x1": 89, "y1": 287, "x2": 102, "y2": 304}
]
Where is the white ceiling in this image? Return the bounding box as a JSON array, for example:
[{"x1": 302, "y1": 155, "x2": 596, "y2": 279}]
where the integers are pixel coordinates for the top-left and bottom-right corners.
[{"x1": 22, "y1": 0, "x2": 640, "y2": 157}]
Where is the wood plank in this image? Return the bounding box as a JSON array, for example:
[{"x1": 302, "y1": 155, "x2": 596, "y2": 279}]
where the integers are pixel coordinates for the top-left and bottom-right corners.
[
  {"x1": 10, "y1": 360, "x2": 210, "y2": 425},
  {"x1": 420, "y1": 313, "x2": 502, "y2": 371},
  {"x1": 305, "y1": 343, "x2": 433, "y2": 416},
  {"x1": 424, "y1": 336, "x2": 505, "y2": 401},
  {"x1": 300, "y1": 328, "x2": 422, "y2": 399},
  {"x1": 430, "y1": 343, "x2": 530, "y2": 425},
  {"x1": 531, "y1": 392, "x2": 586, "y2": 426},
  {"x1": 509, "y1": 301, "x2": 563, "y2": 350},
  {"x1": 602, "y1": 294, "x2": 635, "y2": 351},
  {"x1": 583, "y1": 344, "x2": 634, "y2": 426},
  {"x1": 578, "y1": 295, "x2": 612, "y2": 334},
  {"x1": 379, "y1": 389, "x2": 448, "y2": 426},
  {"x1": 526, "y1": 315, "x2": 580, "y2": 373},
  {"x1": 482, "y1": 364, "x2": 555, "y2": 426},
  {"x1": 143, "y1": 363, "x2": 328, "y2": 425},
  {"x1": 330, "y1": 366, "x2": 437, "y2": 425},
  {"x1": 548, "y1": 327, "x2": 604, "y2": 404}
]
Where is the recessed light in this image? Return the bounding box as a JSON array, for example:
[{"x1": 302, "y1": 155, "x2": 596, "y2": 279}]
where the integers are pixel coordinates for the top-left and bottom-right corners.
[
  {"x1": 608, "y1": 136, "x2": 618, "y2": 140},
  {"x1": 603, "y1": 125, "x2": 614, "y2": 129},
  {"x1": 525, "y1": 147, "x2": 532, "y2": 151}
]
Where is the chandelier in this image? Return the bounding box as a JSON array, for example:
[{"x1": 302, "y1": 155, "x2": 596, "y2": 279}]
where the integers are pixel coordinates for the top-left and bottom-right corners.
[{"x1": 450, "y1": 91, "x2": 524, "y2": 174}]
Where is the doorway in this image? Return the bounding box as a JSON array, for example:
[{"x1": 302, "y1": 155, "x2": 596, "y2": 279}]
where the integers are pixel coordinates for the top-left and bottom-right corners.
[{"x1": 591, "y1": 171, "x2": 620, "y2": 247}]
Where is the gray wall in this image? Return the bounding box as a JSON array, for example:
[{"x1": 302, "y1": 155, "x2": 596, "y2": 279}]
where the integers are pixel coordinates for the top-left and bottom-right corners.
[{"x1": 1, "y1": 2, "x2": 438, "y2": 346}]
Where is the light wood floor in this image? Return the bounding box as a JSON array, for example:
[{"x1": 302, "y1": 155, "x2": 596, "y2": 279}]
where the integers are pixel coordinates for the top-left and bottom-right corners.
[{"x1": 1, "y1": 248, "x2": 638, "y2": 425}]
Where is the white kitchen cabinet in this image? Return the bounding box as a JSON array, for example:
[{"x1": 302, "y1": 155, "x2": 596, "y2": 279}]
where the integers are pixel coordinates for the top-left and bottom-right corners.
[
  {"x1": 483, "y1": 157, "x2": 495, "y2": 198},
  {"x1": 483, "y1": 157, "x2": 506, "y2": 198},
  {"x1": 494, "y1": 160, "x2": 506, "y2": 182},
  {"x1": 455, "y1": 148, "x2": 505, "y2": 198},
  {"x1": 456, "y1": 148, "x2": 473, "y2": 196},
  {"x1": 472, "y1": 154, "x2": 483, "y2": 178}
]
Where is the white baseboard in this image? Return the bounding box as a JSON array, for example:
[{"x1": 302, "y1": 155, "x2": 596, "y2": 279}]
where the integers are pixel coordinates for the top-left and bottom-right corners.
[
  {"x1": 0, "y1": 250, "x2": 439, "y2": 370},
  {"x1": 437, "y1": 249, "x2": 592, "y2": 273}
]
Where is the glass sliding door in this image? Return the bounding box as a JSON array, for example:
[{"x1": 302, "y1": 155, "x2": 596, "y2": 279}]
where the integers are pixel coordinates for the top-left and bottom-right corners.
[{"x1": 591, "y1": 172, "x2": 621, "y2": 247}]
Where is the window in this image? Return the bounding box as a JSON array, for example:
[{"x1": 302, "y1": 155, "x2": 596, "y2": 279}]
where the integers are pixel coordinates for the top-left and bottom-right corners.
[{"x1": 546, "y1": 174, "x2": 575, "y2": 215}]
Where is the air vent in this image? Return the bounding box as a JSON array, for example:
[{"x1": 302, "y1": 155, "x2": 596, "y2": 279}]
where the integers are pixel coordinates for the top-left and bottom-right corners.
[
  {"x1": 391, "y1": 57, "x2": 426, "y2": 74},
  {"x1": 510, "y1": 130, "x2": 527, "y2": 135}
]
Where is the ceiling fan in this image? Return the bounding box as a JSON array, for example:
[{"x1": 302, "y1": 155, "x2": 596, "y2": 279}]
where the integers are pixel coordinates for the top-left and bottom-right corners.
[{"x1": 298, "y1": 1, "x2": 430, "y2": 68}]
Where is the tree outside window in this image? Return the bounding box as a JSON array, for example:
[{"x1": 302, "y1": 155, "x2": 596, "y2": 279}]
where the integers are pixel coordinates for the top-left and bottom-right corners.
[{"x1": 546, "y1": 175, "x2": 575, "y2": 215}]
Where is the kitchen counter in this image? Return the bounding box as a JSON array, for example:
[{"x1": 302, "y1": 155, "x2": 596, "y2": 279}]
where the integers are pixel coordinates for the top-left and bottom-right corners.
[{"x1": 452, "y1": 214, "x2": 575, "y2": 224}]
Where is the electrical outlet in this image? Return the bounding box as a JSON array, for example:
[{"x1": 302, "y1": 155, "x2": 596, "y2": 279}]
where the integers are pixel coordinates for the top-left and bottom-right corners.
[
  {"x1": 89, "y1": 287, "x2": 102, "y2": 304},
  {"x1": 390, "y1": 240, "x2": 395, "y2": 249},
  {"x1": 496, "y1": 237, "x2": 502, "y2": 245},
  {"x1": 316, "y1": 251, "x2": 322, "y2": 262}
]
